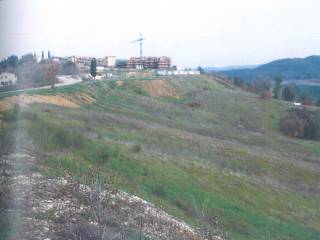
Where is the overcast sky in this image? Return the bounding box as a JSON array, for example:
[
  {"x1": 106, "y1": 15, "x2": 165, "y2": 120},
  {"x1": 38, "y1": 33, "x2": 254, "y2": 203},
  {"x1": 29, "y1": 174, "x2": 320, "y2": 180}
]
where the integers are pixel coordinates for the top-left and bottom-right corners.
[{"x1": 1, "y1": 0, "x2": 320, "y2": 67}]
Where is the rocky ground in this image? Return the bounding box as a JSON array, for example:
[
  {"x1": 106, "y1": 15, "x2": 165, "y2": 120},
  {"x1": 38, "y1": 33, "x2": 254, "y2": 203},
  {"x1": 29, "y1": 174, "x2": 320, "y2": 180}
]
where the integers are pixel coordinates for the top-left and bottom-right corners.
[{"x1": 1, "y1": 150, "x2": 221, "y2": 240}]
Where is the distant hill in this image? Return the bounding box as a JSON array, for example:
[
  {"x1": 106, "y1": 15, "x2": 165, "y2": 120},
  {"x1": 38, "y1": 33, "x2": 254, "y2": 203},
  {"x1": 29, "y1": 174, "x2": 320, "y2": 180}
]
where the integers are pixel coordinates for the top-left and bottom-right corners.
[{"x1": 218, "y1": 55, "x2": 320, "y2": 81}]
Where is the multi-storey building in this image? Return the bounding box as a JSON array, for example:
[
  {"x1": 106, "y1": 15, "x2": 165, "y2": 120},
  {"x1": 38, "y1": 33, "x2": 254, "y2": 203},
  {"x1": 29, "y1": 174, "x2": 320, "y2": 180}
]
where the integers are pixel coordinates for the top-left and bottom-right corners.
[{"x1": 127, "y1": 56, "x2": 171, "y2": 69}]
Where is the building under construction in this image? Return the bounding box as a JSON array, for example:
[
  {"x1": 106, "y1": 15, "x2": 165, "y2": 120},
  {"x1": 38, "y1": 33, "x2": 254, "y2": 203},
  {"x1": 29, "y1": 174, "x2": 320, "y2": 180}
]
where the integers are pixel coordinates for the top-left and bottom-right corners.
[{"x1": 126, "y1": 56, "x2": 171, "y2": 69}]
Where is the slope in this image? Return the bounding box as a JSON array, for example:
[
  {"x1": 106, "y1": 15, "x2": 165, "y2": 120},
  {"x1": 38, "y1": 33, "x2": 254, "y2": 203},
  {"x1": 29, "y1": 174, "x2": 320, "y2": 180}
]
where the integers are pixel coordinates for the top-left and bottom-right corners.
[{"x1": 1, "y1": 75, "x2": 320, "y2": 240}]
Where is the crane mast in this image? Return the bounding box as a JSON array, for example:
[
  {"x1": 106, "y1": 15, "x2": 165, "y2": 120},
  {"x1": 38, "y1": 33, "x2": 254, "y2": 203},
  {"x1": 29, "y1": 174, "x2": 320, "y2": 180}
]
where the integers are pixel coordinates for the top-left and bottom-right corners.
[{"x1": 130, "y1": 33, "x2": 146, "y2": 60}]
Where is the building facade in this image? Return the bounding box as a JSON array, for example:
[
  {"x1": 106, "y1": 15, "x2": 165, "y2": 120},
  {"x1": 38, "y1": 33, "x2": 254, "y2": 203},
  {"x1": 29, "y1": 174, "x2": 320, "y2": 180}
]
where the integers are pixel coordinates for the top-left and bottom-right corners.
[
  {"x1": 116, "y1": 59, "x2": 129, "y2": 69},
  {"x1": 104, "y1": 56, "x2": 116, "y2": 68},
  {"x1": 68, "y1": 56, "x2": 92, "y2": 66},
  {"x1": 157, "y1": 70, "x2": 200, "y2": 76},
  {"x1": 127, "y1": 56, "x2": 171, "y2": 69},
  {"x1": 0, "y1": 73, "x2": 17, "y2": 88}
]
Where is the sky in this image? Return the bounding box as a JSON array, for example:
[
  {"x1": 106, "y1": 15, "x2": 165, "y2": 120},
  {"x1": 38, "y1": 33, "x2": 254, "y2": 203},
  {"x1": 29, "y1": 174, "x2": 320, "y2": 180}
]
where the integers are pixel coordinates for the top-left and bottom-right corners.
[{"x1": 1, "y1": 0, "x2": 320, "y2": 67}]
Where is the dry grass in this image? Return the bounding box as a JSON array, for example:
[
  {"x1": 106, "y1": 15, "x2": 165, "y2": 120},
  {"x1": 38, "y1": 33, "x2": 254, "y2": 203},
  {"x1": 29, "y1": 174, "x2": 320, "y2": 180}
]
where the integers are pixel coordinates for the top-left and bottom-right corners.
[
  {"x1": 116, "y1": 80, "x2": 124, "y2": 87},
  {"x1": 0, "y1": 93, "x2": 95, "y2": 111},
  {"x1": 140, "y1": 79, "x2": 180, "y2": 98}
]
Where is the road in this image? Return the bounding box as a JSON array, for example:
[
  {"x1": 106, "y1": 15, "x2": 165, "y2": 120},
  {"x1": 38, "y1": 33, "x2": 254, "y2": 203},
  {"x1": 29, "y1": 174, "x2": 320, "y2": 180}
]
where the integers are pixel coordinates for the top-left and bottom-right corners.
[{"x1": 0, "y1": 75, "x2": 82, "y2": 94}]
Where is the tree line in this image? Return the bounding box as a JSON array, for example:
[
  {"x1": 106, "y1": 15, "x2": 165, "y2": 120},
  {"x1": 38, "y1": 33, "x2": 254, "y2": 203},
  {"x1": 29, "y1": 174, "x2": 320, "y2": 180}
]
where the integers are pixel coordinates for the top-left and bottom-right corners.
[
  {"x1": 232, "y1": 76, "x2": 320, "y2": 107},
  {"x1": 0, "y1": 53, "x2": 79, "y2": 90}
]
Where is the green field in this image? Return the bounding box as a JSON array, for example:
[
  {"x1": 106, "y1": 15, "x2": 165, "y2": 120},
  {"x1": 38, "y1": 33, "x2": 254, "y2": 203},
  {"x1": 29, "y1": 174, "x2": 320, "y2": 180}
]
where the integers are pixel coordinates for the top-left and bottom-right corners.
[{"x1": 1, "y1": 75, "x2": 320, "y2": 239}]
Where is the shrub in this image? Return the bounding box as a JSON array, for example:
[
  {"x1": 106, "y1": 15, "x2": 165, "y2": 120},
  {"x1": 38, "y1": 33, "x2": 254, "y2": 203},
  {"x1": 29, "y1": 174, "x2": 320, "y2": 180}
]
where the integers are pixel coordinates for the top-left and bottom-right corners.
[
  {"x1": 187, "y1": 101, "x2": 201, "y2": 108},
  {"x1": 151, "y1": 184, "x2": 166, "y2": 198},
  {"x1": 233, "y1": 77, "x2": 245, "y2": 88},
  {"x1": 279, "y1": 115, "x2": 304, "y2": 138},
  {"x1": 132, "y1": 144, "x2": 142, "y2": 153},
  {"x1": 251, "y1": 79, "x2": 271, "y2": 95},
  {"x1": 260, "y1": 90, "x2": 272, "y2": 100},
  {"x1": 299, "y1": 93, "x2": 311, "y2": 105},
  {"x1": 108, "y1": 81, "x2": 117, "y2": 89},
  {"x1": 279, "y1": 109, "x2": 320, "y2": 140},
  {"x1": 20, "y1": 111, "x2": 38, "y2": 121}
]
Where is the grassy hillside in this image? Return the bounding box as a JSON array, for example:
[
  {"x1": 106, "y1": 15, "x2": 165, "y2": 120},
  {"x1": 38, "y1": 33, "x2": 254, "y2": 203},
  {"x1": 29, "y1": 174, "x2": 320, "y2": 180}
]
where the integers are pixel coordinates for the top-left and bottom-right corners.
[{"x1": 2, "y1": 75, "x2": 320, "y2": 239}]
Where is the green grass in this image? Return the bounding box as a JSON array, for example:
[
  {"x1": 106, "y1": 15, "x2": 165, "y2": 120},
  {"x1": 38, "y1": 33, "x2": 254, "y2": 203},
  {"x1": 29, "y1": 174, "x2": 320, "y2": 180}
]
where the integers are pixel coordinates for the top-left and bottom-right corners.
[{"x1": 6, "y1": 75, "x2": 320, "y2": 239}]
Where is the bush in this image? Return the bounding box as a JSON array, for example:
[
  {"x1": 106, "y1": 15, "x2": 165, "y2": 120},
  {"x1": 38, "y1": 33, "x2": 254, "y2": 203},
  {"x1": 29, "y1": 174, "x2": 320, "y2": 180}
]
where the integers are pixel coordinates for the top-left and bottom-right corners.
[
  {"x1": 251, "y1": 79, "x2": 271, "y2": 95},
  {"x1": 279, "y1": 115, "x2": 304, "y2": 138},
  {"x1": 279, "y1": 109, "x2": 320, "y2": 140},
  {"x1": 299, "y1": 93, "x2": 311, "y2": 105},
  {"x1": 152, "y1": 184, "x2": 166, "y2": 198},
  {"x1": 132, "y1": 144, "x2": 142, "y2": 153},
  {"x1": 187, "y1": 101, "x2": 201, "y2": 108},
  {"x1": 260, "y1": 90, "x2": 272, "y2": 100},
  {"x1": 233, "y1": 77, "x2": 245, "y2": 87},
  {"x1": 108, "y1": 81, "x2": 117, "y2": 89}
]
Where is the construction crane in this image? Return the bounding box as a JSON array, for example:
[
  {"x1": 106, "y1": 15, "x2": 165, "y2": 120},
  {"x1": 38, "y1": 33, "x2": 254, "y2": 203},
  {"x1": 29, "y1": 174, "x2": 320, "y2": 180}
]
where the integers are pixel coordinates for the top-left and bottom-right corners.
[{"x1": 130, "y1": 33, "x2": 146, "y2": 60}]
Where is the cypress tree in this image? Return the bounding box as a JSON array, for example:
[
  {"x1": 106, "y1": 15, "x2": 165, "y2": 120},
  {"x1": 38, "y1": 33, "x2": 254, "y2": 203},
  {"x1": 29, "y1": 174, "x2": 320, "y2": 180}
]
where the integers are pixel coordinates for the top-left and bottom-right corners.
[
  {"x1": 90, "y1": 58, "x2": 97, "y2": 79},
  {"x1": 273, "y1": 76, "x2": 283, "y2": 99},
  {"x1": 282, "y1": 86, "x2": 295, "y2": 102}
]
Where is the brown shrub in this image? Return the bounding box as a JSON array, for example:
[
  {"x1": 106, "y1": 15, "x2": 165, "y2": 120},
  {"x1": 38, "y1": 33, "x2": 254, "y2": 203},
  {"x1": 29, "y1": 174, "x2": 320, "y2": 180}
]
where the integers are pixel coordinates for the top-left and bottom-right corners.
[
  {"x1": 187, "y1": 102, "x2": 201, "y2": 108},
  {"x1": 260, "y1": 90, "x2": 272, "y2": 100},
  {"x1": 279, "y1": 115, "x2": 304, "y2": 138},
  {"x1": 279, "y1": 109, "x2": 320, "y2": 140}
]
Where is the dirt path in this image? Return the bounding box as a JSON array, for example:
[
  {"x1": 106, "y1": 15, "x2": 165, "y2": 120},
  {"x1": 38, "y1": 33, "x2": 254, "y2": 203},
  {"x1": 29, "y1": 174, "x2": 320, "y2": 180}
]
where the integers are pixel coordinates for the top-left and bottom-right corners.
[{"x1": 0, "y1": 76, "x2": 82, "y2": 95}]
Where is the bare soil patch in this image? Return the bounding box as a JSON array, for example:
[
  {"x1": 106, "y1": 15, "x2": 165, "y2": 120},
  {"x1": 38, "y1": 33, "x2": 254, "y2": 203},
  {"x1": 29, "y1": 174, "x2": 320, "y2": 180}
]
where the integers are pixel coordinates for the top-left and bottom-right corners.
[
  {"x1": 116, "y1": 80, "x2": 124, "y2": 87},
  {"x1": 140, "y1": 80, "x2": 180, "y2": 98},
  {"x1": 0, "y1": 93, "x2": 95, "y2": 111}
]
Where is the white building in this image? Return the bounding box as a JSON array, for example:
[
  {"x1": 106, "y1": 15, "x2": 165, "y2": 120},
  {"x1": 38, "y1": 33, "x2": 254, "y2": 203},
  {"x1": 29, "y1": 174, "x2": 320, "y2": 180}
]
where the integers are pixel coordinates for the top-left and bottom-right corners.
[
  {"x1": 157, "y1": 70, "x2": 200, "y2": 76},
  {"x1": 105, "y1": 56, "x2": 116, "y2": 68},
  {"x1": 96, "y1": 66, "x2": 105, "y2": 75},
  {"x1": 0, "y1": 73, "x2": 17, "y2": 88}
]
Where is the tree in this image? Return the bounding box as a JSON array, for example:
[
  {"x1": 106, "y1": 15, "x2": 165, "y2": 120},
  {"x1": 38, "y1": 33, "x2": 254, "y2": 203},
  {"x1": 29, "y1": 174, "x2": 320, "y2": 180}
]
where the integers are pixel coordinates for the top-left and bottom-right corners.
[
  {"x1": 19, "y1": 53, "x2": 35, "y2": 65},
  {"x1": 7, "y1": 55, "x2": 19, "y2": 68},
  {"x1": 61, "y1": 61, "x2": 79, "y2": 75},
  {"x1": 250, "y1": 79, "x2": 272, "y2": 99},
  {"x1": 282, "y1": 86, "x2": 295, "y2": 102},
  {"x1": 0, "y1": 59, "x2": 8, "y2": 71},
  {"x1": 47, "y1": 63, "x2": 59, "y2": 88},
  {"x1": 273, "y1": 76, "x2": 283, "y2": 99},
  {"x1": 90, "y1": 58, "x2": 97, "y2": 79},
  {"x1": 233, "y1": 76, "x2": 244, "y2": 87},
  {"x1": 197, "y1": 66, "x2": 205, "y2": 74}
]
